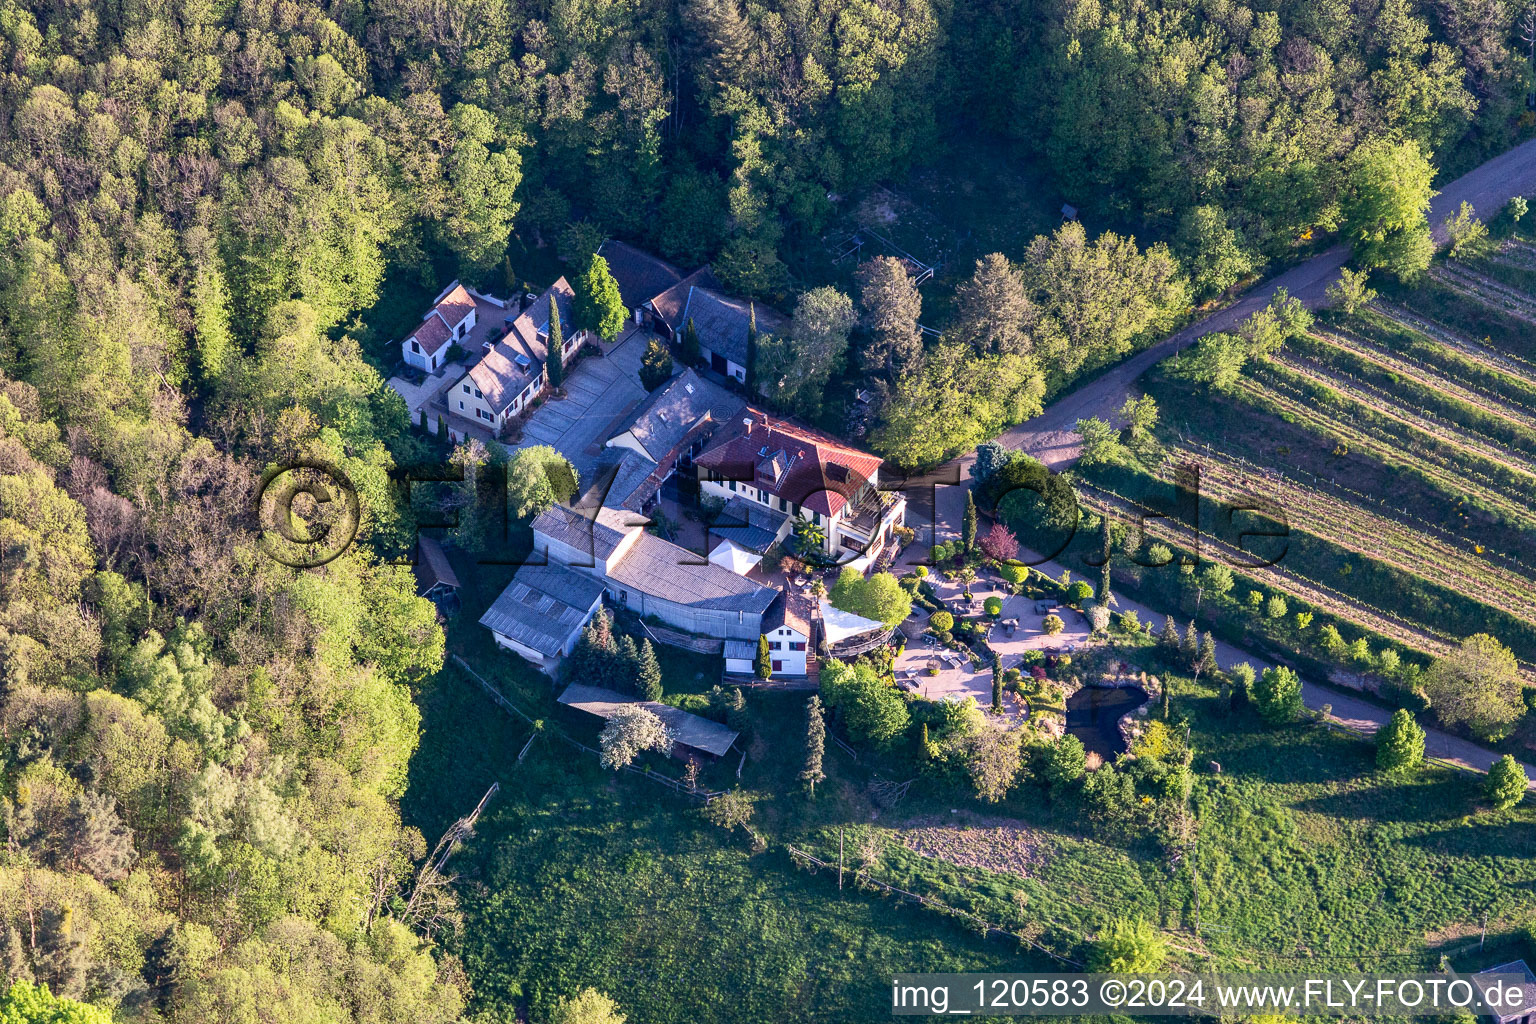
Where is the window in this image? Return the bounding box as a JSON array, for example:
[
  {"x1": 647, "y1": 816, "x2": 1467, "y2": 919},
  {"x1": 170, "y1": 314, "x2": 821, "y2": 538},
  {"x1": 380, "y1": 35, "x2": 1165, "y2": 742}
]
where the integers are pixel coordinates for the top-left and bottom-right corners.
[
  {"x1": 772, "y1": 660, "x2": 783, "y2": 672},
  {"x1": 474, "y1": 388, "x2": 483, "y2": 399},
  {"x1": 462, "y1": 384, "x2": 470, "y2": 394},
  {"x1": 728, "y1": 480, "x2": 736, "y2": 492},
  {"x1": 812, "y1": 510, "x2": 821, "y2": 525},
  {"x1": 458, "y1": 401, "x2": 464, "y2": 410},
  {"x1": 769, "y1": 641, "x2": 782, "y2": 651},
  {"x1": 410, "y1": 340, "x2": 421, "y2": 354},
  {"x1": 790, "y1": 641, "x2": 806, "y2": 652}
]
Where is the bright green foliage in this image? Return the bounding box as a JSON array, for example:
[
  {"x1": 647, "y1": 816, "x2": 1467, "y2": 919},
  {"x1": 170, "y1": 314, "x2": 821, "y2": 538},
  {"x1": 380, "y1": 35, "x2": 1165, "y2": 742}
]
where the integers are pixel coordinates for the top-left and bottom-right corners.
[
  {"x1": 1175, "y1": 205, "x2": 1256, "y2": 300},
  {"x1": 546, "y1": 298, "x2": 566, "y2": 389},
  {"x1": 1042, "y1": 735, "x2": 1087, "y2": 788},
  {"x1": 574, "y1": 254, "x2": 627, "y2": 342},
  {"x1": 1424, "y1": 634, "x2": 1525, "y2": 741},
  {"x1": 928, "y1": 611, "x2": 954, "y2": 634},
  {"x1": 819, "y1": 660, "x2": 910, "y2": 749},
  {"x1": 506, "y1": 445, "x2": 578, "y2": 522},
  {"x1": 963, "y1": 491, "x2": 978, "y2": 551},
  {"x1": 1252, "y1": 666, "x2": 1304, "y2": 725},
  {"x1": 1327, "y1": 267, "x2": 1377, "y2": 314},
  {"x1": 1089, "y1": 917, "x2": 1168, "y2": 973},
  {"x1": 639, "y1": 338, "x2": 673, "y2": 391},
  {"x1": 757, "y1": 287, "x2": 856, "y2": 419},
  {"x1": 801, "y1": 694, "x2": 827, "y2": 796},
  {"x1": 984, "y1": 597, "x2": 1003, "y2": 618},
  {"x1": 1265, "y1": 595, "x2": 1289, "y2": 620},
  {"x1": 550, "y1": 988, "x2": 628, "y2": 1024},
  {"x1": 1340, "y1": 139, "x2": 1436, "y2": 280},
  {"x1": 829, "y1": 568, "x2": 912, "y2": 629},
  {"x1": 636, "y1": 639, "x2": 663, "y2": 701},
  {"x1": 0, "y1": 981, "x2": 110, "y2": 1023},
  {"x1": 871, "y1": 341, "x2": 1044, "y2": 468},
  {"x1": 1376, "y1": 709, "x2": 1425, "y2": 772},
  {"x1": 1042, "y1": 614, "x2": 1064, "y2": 635},
  {"x1": 755, "y1": 634, "x2": 773, "y2": 680},
  {"x1": 1067, "y1": 581, "x2": 1093, "y2": 605},
  {"x1": 442, "y1": 104, "x2": 522, "y2": 271},
  {"x1": 1444, "y1": 201, "x2": 1491, "y2": 262},
  {"x1": 1485, "y1": 755, "x2": 1528, "y2": 810}
]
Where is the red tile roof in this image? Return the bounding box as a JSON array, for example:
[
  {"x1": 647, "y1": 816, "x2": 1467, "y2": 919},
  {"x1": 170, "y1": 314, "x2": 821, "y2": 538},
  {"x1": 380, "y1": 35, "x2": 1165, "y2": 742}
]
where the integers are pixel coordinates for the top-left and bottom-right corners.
[
  {"x1": 694, "y1": 411, "x2": 883, "y2": 517},
  {"x1": 434, "y1": 283, "x2": 477, "y2": 329},
  {"x1": 409, "y1": 313, "x2": 453, "y2": 356}
]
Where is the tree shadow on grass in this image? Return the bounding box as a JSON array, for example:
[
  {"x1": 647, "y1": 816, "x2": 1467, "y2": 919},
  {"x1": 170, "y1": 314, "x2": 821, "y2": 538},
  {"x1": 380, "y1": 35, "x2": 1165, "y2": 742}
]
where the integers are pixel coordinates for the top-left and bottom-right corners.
[
  {"x1": 1398, "y1": 814, "x2": 1536, "y2": 859},
  {"x1": 1292, "y1": 772, "x2": 1481, "y2": 824}
]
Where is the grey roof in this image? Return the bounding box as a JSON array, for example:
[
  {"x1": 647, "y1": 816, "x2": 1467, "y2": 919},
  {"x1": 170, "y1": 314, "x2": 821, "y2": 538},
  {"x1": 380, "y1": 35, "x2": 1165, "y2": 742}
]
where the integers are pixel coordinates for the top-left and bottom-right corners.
[
  {"x1": 589, "y1": 448, "x2": 661, "y2": 513},
  {"x1": 649, "y1": 267, "x2": 722, "y2": 333},
  {"x1": 532, "y1": 503, "x2": 642, "y2": 562},
  {"x1": 468, "y1": 277, "x2": 574, "y2": 415},
  {"x1": 479, "y1": 564, "x2": 606, "y2": 657},
  {"x1": 712, "y1": 495, "x2": 789, "y2": 555},
  {"x1": 723, "y1": 640, "x2": 756, "y2": 661},
  {"x1": 558, "y1": 683, "x2": 739, "y2": 758},
  {"x1": 606, "y1": 531, "x2": 777, "y2": 615},
  {"x1": 611, "y1": 367, "x2": 744, "y2": 462},
  {"x1": 679, "y1": 287, "x2": 788, "y2": 366},
  {"x1": 597, "y1": 241, "x2": 685, "y2": 309},
  {"x1": 1474, "y1": 962, "x2": 1536, "y2": 1023},
  {"x1": 413, "y1": 535, "x2": 459, "y2": 593}
]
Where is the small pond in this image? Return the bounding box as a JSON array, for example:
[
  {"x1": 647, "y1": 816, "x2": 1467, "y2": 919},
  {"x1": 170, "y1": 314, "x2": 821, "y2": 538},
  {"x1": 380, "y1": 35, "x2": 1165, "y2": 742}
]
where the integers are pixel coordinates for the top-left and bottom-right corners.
[{"x1": 1065, "y1": 686, "x2": 1150, "y2": 759}]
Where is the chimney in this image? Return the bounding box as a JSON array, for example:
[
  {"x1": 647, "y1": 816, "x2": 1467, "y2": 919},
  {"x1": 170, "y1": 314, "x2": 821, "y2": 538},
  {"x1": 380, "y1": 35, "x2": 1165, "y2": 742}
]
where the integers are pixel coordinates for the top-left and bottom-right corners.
[{"x1": 743, "y1": 416, "x2": 754, "y2": 435}]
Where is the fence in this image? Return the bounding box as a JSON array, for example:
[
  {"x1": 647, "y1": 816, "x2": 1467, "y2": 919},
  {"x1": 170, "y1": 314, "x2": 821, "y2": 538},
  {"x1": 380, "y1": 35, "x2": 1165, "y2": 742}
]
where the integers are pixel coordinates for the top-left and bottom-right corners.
[{"x1": 784, "y1": 844, "x2": 1083, "y2": 968}]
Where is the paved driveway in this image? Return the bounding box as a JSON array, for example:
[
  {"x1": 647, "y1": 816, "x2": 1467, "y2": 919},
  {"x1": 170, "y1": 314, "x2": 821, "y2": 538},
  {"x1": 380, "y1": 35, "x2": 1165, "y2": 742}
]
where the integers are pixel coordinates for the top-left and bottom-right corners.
[{"x1": 512, "y1": 331, "x2": 648, "y2": 481}]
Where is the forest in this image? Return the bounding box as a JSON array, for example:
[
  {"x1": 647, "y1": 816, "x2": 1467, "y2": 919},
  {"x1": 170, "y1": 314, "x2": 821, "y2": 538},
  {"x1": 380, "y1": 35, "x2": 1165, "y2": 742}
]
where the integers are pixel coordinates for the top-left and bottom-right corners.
[{"x1": 0, "y1": 0, "x2": 1531, "y2": 1019}]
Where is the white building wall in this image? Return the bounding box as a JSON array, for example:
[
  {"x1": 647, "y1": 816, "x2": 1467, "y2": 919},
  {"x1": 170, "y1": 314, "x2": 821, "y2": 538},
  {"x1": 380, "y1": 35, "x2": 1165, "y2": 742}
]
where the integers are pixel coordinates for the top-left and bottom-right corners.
[{"x1": 762, "y1": 625, "x2": 809, "y2": 675}]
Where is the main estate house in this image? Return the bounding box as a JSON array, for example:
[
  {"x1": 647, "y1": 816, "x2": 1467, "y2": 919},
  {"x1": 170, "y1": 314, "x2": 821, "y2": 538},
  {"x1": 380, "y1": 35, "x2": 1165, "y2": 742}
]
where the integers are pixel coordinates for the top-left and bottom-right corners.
[
  {"x1": 396, "y1": 277, "x2": 593, "y2": 442},
  {"x1": 463, "y1": 242, "x2": 896, "y2": 678}
]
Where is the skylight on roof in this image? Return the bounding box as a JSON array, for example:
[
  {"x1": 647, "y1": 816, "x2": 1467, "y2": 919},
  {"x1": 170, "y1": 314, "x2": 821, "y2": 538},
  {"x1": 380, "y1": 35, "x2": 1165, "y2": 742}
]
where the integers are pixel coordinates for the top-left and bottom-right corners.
[{"x1": 513, "y1": 353, "x2": 531, "y2": 369}]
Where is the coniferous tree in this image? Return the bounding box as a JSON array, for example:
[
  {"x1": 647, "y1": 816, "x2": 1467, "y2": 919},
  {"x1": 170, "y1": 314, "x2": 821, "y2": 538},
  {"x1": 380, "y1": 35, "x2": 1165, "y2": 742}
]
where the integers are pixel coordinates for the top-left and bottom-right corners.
[
  {"x1": 1159, "y1": 615, "x2": 1181, "y2": 657},
  {"x1": 1195, "y1": 632, "x2": 1217, "y2": 682},
  {"x1": 1181, "y1": 620, "x2": 1200, "y2": 665},
  {"x1": 1376, "y1": 708, "x2": 1425, "y2": 773},
  {"x1": 801, "y1": 694, "x2": 827, "y2": 796},
  {"x1": 546, "y1": 296, "x2": 565, "y2": 390},
  {"x1": 991, "y1": 651, "x2": 1003, "y2": 711},
  {"x1": 637, "y1": 639, "x2": 663, "y2": 700},
  {"x1": 746, "y1": 302, "x2": 758, "y2": 391},
  {"x1": 615, "y1": 634, "x2": 641, "y2": 693},
  {"x1": 682, "y1": 317, "x2": 702, "y2": 366},
  {"x1": 755, "y1": 634, "x2": 773, "y2": 680},
  {"x1": 1097, "y1": 517, "x2": 1113, "y2": 605},
  {"x1": 963, "y1": 491, "x2": 978, "y2": 552}
]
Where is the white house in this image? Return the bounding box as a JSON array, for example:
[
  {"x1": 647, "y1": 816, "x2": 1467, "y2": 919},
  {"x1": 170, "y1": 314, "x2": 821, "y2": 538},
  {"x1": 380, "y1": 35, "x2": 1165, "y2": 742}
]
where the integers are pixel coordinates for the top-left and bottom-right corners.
[
  {"x1": 695, "y1": 411, "x2": 906, "y2": 565},
  {"x1": 723, "y1": 594, "x2": 811, "y2": 677},
  {"x1": 403, "y1": 281, "x2": 479, "y2": 372},
  {"x1": 444, "y1": 277, "x2": 591, "y2": 442}
]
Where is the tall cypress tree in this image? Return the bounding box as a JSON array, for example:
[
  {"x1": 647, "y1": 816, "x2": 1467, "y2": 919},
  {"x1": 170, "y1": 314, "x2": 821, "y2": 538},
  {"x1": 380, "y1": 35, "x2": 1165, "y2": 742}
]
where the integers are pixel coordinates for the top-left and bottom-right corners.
[
  {"x1": 1159, "y1": 615, "x2": 1181, "y2": 656},
  {"x1": 755, "y1": 633, "x2": 773, "y2": 680},
  {"x1": 991, "y1": 651, "x2": 1003, "y2": 711},
  {"x1": 682, "y1": 317, "x2": 702, "y2": 366},
  {"x1": 637, "y1": 638, "x2": 662, "y2": 700},
  {"x1": 746, "y1": 302, "x2": 759, "y2": 392},
  {"x1": 546, "y1": 296, "x2": 565, "y2": 390},
  {"x1": 800, "y1": 694, "x2": 826, "y2": 796},
  {"x1": 963, "y1": 490, "x2": 978, "y2": 552},
  {"x1": 1097, "y1": 517, "x2": 1113, "y2": 605}
]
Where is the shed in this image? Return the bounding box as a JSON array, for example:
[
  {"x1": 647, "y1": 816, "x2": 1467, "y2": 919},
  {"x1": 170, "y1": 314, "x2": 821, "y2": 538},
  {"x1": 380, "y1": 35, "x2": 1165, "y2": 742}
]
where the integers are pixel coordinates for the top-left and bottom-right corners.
[
  {"x1": 413, "y1": 536, "x2": 460, "y2": 600},
  {"x1": 1472, "y1": 961, "x2": 1536, "y2": 1024},
  {"x1": 557, "y1": 683, "x2": 740, "y2": 761},
  {"x1": 480, "y1": 564, "x2": 607, "y2": 674},
  {"x1": 1061, "y1": 203, "x2": 1079, "y2": 222}
]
